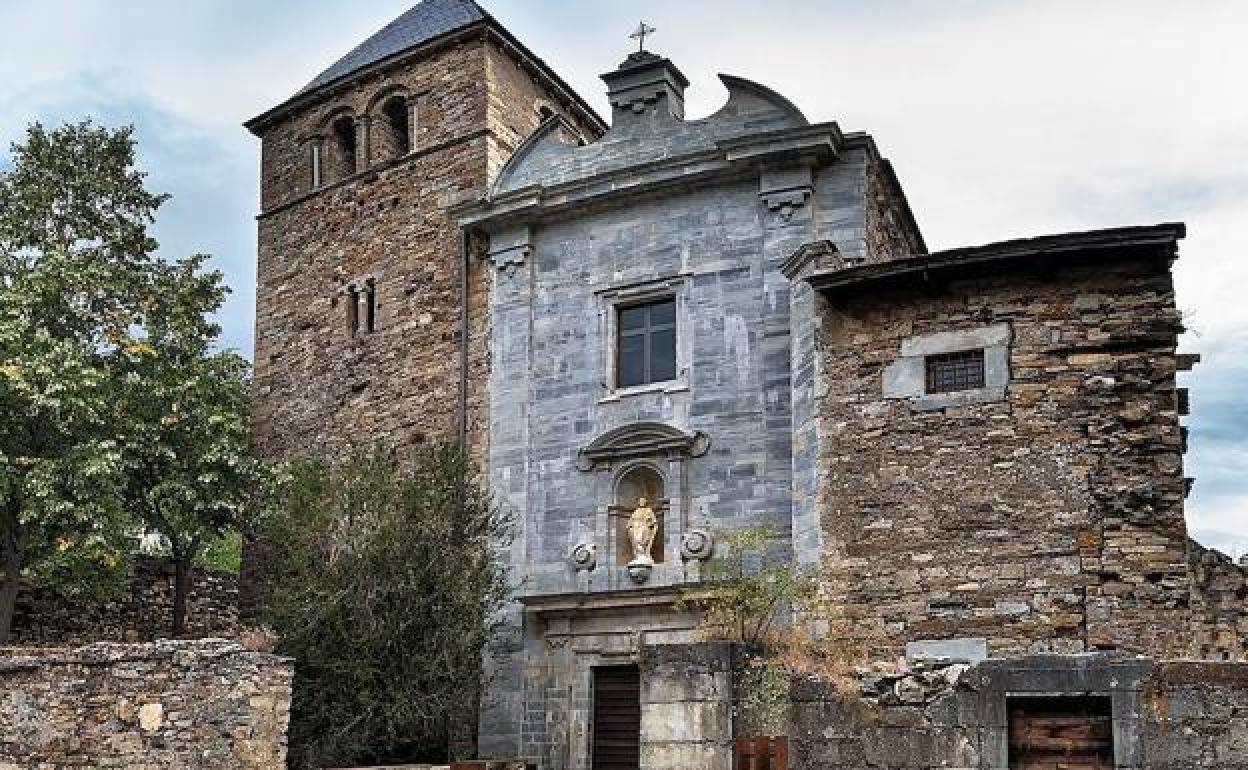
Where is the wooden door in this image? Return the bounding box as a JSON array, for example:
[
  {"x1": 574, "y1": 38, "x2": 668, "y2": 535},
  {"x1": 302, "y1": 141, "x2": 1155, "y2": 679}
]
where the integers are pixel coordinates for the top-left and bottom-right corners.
[
  {"x1": 1008, "y1": 697, "x2": 1114, "y2": 769},
  {"x1": 592, "y1": 665, "x2": 641, "y2": 770}
]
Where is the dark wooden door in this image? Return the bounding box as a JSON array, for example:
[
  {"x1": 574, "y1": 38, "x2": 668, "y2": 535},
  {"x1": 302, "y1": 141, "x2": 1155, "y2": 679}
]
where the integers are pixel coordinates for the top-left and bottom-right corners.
[
  {"x1": 592, "y1": 665, "x2": 641, "y2": 770},
  {"x1": 1008, "y1": 697, "x2": 1114, "y2": 769}
]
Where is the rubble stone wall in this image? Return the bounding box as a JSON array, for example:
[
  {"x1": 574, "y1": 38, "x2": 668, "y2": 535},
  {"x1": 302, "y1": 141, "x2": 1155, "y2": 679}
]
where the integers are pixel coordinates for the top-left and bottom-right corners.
[
  {"x1": 0, "y1": 639, "x2": 292, "y2": 769},
  {"x1": 864, "y1": 156, "x2": 925, "y2": 262},
  {"x1": 252, "y1": 39, "x2": 492, "y2": 461},
  {"x1": 1189, "y1": 538, "x2": 1248, "y2": 662},
  {"x1": 787, "y1": 655, "x2": 1248, "y2": 769},
  {"x1": 10, "y1": 555, "x2": 239, "y2": 647},
  {"x1": 816, "y1": 257, "x2": 1190, "y2": 659}
]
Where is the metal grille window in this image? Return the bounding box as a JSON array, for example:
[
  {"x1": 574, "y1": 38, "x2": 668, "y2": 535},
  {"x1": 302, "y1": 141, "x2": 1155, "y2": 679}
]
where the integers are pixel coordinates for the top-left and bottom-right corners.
[
  {"x1": 617, "y1": 298, "x2": 676, "y2": 388},
  {"x1": 925, "y1": 349, "x2": 986, "y2": 394}
]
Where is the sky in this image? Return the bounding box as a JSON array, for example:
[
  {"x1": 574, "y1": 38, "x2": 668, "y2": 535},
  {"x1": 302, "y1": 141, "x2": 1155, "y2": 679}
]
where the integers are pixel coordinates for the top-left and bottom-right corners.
[{"x1": 1, "y1": 0, "x2": 1244, "y2": 553}]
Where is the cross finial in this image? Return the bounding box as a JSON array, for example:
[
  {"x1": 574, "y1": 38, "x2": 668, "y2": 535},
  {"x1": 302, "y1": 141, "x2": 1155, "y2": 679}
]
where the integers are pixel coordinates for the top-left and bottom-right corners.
[{"x1": 629, "y1": 21, "x2": 656, "y2": 53}]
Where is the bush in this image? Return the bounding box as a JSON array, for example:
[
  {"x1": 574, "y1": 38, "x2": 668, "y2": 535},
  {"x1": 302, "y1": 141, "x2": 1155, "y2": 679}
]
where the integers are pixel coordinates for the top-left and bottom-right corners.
[{"x1": 258, "y1": 444, "x2": 511, "y2": 768}]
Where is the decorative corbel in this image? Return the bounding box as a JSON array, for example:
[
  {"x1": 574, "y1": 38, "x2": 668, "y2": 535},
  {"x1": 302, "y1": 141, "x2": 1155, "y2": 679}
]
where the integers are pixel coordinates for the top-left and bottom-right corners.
[
  {"x1": 759, "y1": 166, "x2": 814, "y2": 224},
  {"x1": 484, "y1": 225, "x2": 533, "y2": 274}
]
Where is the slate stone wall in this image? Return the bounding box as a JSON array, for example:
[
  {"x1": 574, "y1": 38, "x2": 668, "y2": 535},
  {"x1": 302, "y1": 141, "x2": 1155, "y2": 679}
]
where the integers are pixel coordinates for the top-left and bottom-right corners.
[
  {"x1": 814, "y1": 257, "x2": 1190, "y2": 659},
  {"x1": 10, "y1": 555, "x2": 239, "y2": 647},
  {"x1": 0, "y1": 639, "x2": 292, "y2": 769},
  {"x1": 789, "y1": 655, "x2": 1248, "y2": 769}
]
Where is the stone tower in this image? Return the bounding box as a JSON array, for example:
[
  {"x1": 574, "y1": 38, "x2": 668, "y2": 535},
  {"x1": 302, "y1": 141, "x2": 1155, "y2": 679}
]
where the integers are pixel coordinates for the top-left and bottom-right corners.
[{"x1": 245, "y1": 0, "x2": 604, "y2": 460}]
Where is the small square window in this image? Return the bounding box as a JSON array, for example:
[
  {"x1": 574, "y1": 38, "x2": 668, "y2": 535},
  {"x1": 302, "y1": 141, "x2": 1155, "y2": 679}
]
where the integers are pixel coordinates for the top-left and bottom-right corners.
[
  {"x1": 925, "y1": 349, "x2": 985, "y2": 394},
  {"x1": 617, "y1": 298, "x2": 676, "y2": 388}
]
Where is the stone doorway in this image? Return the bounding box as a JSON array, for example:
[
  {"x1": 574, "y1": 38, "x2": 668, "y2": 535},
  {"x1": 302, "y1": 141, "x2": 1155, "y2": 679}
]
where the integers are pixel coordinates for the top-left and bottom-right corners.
[
  {"x1": 591, "y1": 665, "x2": 641, "y2": 770},
  {"x1": 1007, "y1": 696, "x2": 1114, "y2": 769}
]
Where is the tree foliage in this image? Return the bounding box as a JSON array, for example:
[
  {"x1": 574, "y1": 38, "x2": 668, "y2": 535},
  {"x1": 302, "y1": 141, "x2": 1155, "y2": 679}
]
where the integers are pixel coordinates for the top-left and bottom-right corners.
[
  {"x1": 0, "y1": 121, "x2": 165, "y2": 642},
  {"x1": 679, "y1": 527, "x2": 866, "y2": 733},
  {"x1": 259, "y1": 445, "x2": 512, "y2": 769},
  {"x1": 0, "y1": 120, "x2": 259, "y2": 642},
  {"x1": 117, "y1": 253, "x2": 262, "y2": 636}
]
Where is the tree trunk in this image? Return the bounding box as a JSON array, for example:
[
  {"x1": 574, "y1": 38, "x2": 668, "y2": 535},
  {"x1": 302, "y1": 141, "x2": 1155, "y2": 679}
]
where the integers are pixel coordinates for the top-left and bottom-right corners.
[
  {"x1": 0, "y1": 525, "x2": 22, "y2": 645},
  {"x1": 172, "y1": 557, "x2": 191, "y2": 638}
]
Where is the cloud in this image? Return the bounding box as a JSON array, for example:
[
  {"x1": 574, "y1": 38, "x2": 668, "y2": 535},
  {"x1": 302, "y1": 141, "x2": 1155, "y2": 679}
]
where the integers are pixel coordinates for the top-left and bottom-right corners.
[{"x1": 1, "y1": 0, "x2": 1244, "y2": 550}]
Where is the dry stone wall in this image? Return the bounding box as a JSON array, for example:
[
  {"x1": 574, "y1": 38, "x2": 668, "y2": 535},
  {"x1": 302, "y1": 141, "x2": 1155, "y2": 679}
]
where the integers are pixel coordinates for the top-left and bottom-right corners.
[
  {"x1": 10, "y1": 555, "x2": 239, "y2": 647},
  {"x1": 1189, "y1": 538, "x2": 1248, "y2": 661},
  {"x1": 816, "y1": 258, "x2": 1190, "y2": 659},
  {"x1": 0, "y1": 639, "x2": 292, "y2": 769}
]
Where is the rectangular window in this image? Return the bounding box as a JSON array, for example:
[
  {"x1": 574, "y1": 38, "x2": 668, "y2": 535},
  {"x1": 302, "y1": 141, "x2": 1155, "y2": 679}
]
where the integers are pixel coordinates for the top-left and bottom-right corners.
[
  {"x1": 365, "y1": 280, "x2": 376, "y2": 334},
  {"x1": 347, "y1": 285, "x2": 359, "y2": 336},
  {"x1": 925, "y1": 349, "x2": 985, "y2": 394},
  {"x1": 617, "y1": 298, "x2": 676, "y2": 388}
]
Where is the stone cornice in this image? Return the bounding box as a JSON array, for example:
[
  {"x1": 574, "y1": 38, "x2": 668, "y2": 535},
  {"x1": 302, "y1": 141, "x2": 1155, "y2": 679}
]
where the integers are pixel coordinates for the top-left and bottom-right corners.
[{"x1": 458, "y1": 123, "x2": 843, "y2": 229}]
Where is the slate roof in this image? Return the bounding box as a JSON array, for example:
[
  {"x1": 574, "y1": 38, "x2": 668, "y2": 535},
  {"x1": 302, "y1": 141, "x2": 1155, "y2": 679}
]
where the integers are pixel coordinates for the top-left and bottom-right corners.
[
  {"x1": 245, "y1": 0, "x2": 605, "y2": 135},
  {"x1": 298, "y1": 0, "x2": 486, "y2": 96},
  {"x1": 806, "y1": 223, "x2": 1186, "y2": 297}
]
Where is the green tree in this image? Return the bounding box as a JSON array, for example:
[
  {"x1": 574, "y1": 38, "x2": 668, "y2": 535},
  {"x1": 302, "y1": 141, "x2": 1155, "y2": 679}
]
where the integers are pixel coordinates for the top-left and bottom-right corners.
[
  {"x1": 117, "y1": 254, "x2": 262, "y2": 637},
  {"x1": 678, "y1": 527, "x2": 865, "y2": 733},
  {"x1": 0, "y1": 121, "x2": 166, "y2": 643},
  {"x1": 259, "y1": 446, "x2": 512, "y2": 769}
]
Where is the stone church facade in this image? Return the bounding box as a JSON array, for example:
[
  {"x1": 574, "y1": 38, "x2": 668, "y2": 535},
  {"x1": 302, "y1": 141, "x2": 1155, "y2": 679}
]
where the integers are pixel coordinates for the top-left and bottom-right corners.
[{"x1": 247, "y1": 1, "x2": 1248, "y2": 768}]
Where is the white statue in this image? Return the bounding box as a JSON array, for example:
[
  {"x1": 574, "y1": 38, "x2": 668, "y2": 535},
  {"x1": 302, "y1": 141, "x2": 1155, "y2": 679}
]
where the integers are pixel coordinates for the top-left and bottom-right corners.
[{"x1": 627, "y1": 497, "x2": 658, "y2": 565}]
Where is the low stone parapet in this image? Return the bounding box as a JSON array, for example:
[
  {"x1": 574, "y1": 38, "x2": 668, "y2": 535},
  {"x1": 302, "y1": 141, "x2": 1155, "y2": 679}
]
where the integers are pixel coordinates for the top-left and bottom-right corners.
[{"x1": 0, "y1": 638, "x2": 292, "y2": 769}]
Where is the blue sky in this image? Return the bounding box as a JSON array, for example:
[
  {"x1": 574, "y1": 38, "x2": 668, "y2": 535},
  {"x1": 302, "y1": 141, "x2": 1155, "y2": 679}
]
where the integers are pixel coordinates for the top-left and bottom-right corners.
[{"x1": 2, "y1": 0, "x2": 1245, "y2": 553}]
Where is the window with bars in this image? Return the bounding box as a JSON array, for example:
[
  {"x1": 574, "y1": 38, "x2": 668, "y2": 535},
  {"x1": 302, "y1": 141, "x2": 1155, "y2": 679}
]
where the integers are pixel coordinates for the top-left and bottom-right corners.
[
  {"x1": 925, "y1": 349, "x2": 986, "y2": 394},
  {"x1": 617, "y1": 298, "x2": 676, "y2": 388}
]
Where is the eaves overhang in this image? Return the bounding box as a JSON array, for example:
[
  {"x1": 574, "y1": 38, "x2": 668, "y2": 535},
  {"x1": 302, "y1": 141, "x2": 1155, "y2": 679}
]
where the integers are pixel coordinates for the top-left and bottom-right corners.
[
  {"x1": 802, "y1": 222, "x2": 1186, "y2": 299},
  {"x1": 456, "y1": 122, "x2": 843, "y2": 229}
]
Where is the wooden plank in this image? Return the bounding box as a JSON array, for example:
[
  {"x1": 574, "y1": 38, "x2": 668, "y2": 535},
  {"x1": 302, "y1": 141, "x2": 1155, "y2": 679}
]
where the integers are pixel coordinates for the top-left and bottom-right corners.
[{"x1": 592, "y1": 666, "x2": 640, "y2": 770}]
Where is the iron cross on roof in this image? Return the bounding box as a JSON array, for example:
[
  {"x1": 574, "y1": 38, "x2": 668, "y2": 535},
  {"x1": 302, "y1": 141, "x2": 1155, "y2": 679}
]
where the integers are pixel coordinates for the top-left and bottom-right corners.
[{"x1": 630, "y1": 21, "x2": 656, "y2": 53}]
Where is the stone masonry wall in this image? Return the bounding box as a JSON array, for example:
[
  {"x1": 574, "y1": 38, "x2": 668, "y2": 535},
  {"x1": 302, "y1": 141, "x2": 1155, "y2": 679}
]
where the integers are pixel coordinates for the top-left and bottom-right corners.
[
  {"x1": 864, "y1": 156, "x2": 925, "y2": 262},
  {"x1": 252, "y1": 39, "x2": 492, "y2": 461},
  {"x1": 1189, "y1": 538, "x2": 1248, "y2": 661},
  {"x1": 639, "y1": 643, "x2": 734, "y2": 770},
  {"x1": 788, "y1": 655, "x2": 1248, "y2": 769},
  {"x1": 0, "y1": 639, "x2": 292, "y2": 769},
  {"x1": 816, "y1": 258, "x2": 1189, "y2": 659},
  {"x1": 11, "y1": 555, "x2": 239, "y2": 647}
]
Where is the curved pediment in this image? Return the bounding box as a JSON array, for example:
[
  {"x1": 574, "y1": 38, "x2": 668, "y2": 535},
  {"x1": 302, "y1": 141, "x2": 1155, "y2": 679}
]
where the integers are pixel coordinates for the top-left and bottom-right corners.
[
  {"x1": 490, "y1": 113, "x2": 588, "y2": 200},
  {"x1": 705, "y1": 74, "x2": 809, "y2": 130},
  {"x1": 488, "y1": 72, "x2": 818, "y2": 200},
  {"x1": 577, "y1": 422, "x2": 711, "y2": 470}
]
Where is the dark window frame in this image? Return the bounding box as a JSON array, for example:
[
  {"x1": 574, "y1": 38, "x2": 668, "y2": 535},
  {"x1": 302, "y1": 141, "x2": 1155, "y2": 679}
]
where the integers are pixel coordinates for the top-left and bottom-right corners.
[
  {"x1": 616, "y1": 297, "x2": 676, "y2": 388},
  {"x1": 925, "y1": 349, "x2": 986, "y2": 394}
]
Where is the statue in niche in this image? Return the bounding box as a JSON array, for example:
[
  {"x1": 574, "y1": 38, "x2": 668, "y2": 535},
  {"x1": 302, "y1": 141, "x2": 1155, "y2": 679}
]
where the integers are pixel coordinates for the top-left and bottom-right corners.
[{"x1": 627, "y1": 497, "x2": 659, "y2": 566}]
